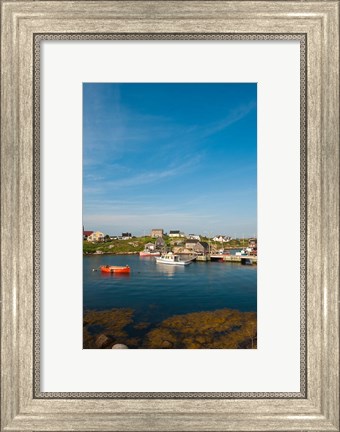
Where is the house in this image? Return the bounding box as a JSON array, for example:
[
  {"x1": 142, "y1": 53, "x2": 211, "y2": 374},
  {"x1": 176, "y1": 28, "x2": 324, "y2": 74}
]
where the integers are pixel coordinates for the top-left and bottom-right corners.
[
  {"x1": 249, "y1": 238, "x2": 257, "y2": 247},
  {"x1": 87, "y1": 231, "x2": 104, "y2": 242},
  {"x1": 185, "y1": 240, "x2": 209, "y2": 254},
  {"x1": 185, "y1": 239, "x2": 200, "y2": 249},
  {"x1": 169, "y1": 230, "x2": 185, "y2": 238},
  {"x1": 169, "y1": 230, "x2": 180, "y2": 237},
  {"x1": 213, "y1": 235, "x2": 225, "y2": 242},
  {"x1": 195, "y1": 241, "x2": 209, "y2": 254},
  {"x1": 122, "y1": 232, "x2": 132, "y2": 240},
  {"x1": 155, "y1": 237, "x2": 166, "y2": 249},
  {"x1": 151, "y1": 229, "x2": 164, "y2": 238},
  {"x1": 83, "y1": 230, "x2": 93, "y2": 240},
  {"x1": 144, "y1": 242, "x2": 155, "y2": 251},
  {"x1": 188, "y1": 234, "x2": 201, "y2": 241}
]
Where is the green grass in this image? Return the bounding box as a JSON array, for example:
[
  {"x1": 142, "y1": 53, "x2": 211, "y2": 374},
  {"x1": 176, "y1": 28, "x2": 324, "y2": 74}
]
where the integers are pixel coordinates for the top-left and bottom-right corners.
[
  {"x1": 83, "y1": 236, "x2": 254, "y2": 255},
  {"x1": 83, "y1": 236, "x2": 164, "y2": 255}
]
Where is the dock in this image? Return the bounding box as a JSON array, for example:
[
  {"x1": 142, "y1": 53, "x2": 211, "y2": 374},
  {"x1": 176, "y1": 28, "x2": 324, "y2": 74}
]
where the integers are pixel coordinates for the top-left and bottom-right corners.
[
  {"x1": 210, "y1": 254, "x2": 257, "y2": 264},
  {"x1": 195, "y1": 254, "x2": 257, "y2": 264},
  {"x1": 195, "y1": 255, "x2": 210, "y2": 262}
]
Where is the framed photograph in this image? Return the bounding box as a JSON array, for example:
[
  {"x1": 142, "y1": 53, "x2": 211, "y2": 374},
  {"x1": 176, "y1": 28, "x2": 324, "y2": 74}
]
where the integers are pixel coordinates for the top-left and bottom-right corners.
[
  {"x1": 82, "y1": 81, "x2": 258, "y2": 351},
  {"x1": 1, "y1": 1, "x2": 339, "y2": 431}
]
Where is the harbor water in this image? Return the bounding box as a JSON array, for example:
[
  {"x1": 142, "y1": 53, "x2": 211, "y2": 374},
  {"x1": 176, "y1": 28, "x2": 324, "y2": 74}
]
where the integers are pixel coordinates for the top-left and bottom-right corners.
[{"x1": 83, "y1": 254, "x2": 257, "y2": 325}]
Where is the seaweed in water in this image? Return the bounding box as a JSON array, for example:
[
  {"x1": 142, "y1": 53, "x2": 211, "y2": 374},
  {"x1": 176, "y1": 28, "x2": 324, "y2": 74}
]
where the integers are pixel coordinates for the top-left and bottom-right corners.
[
  {"x1": 83, "y1": 308, "x2": 134, "y2": 349},
  {"x1": 144, "y1": 309, "x2": 257, "y2": 349},
  {"x1": 83, "y1": 307, "x2": 256, "y2": 349}
]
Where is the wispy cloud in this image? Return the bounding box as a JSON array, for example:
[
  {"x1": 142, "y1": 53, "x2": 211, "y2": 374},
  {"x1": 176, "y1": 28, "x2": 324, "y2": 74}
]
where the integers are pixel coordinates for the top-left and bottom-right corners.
[
  {"x1": 201, "y1": 100, "x2": 256, "y2": 138},
  {"x1": 107, "y1": 155, "x2": 202, "y2": 188},
  {"x1": 84, "y1": 154, "x2": 203, "y2": 194},
  {"x1": 83, "y1": 83, "x2": 257, "y2": 236},
  {"x1": 150, "y1": 100, "x2": 256, "y2": 159}
]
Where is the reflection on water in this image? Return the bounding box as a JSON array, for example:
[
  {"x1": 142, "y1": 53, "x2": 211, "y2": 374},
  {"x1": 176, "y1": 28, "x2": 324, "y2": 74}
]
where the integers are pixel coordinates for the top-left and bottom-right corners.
[
  {"x1": 156, "y1": 264, "x2": 185, "y2": 277},
  {"x1": 100, "y1": 272, "x2": 131, "y2": 279}
]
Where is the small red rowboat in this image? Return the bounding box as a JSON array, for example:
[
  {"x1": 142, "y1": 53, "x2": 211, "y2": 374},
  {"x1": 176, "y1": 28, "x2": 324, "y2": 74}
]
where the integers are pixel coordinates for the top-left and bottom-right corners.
[{"x1": 100, "y1": 265, "x2": 130, "y2": 274}]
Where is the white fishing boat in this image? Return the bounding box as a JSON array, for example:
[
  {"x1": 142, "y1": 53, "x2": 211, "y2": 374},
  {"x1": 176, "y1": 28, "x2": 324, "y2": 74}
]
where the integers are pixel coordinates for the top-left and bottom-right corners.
[{"x1": 155, "y1": 252, "x2": 193, "y2": 266}]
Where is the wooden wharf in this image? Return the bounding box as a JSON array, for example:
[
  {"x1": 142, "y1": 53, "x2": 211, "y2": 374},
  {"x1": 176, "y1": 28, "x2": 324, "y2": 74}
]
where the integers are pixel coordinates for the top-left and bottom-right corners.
[{"x1": 196, "y1": 254, "x2": 257, "y2": 264}]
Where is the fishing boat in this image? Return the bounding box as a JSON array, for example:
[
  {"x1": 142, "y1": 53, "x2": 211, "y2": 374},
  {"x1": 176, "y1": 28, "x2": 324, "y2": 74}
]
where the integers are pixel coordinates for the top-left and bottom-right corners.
[
  {"x1": 155, "y1": 252, "x2": 193, "y2": 266},
  {"x1": 100, "y1": 265, "x2": 130, "y2": 274},
  {"x1": 139, "y1": 250, "x2": 161, "y2": 257}
]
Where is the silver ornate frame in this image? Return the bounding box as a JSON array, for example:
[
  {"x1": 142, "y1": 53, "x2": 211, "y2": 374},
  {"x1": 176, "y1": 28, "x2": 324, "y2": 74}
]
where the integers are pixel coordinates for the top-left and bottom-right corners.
[
  {"x1": 33, "y1": 33, "x2": 307, "y2": 400},
  {"x1": 1, "y1": 1, "x2": 339, "y2": 431}
]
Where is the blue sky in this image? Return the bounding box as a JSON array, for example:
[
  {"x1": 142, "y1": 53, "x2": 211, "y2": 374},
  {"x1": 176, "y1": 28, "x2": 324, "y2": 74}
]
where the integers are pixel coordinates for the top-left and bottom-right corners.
[{"x1": 83, "y1": 83, "x2": 257, "y2": 237}]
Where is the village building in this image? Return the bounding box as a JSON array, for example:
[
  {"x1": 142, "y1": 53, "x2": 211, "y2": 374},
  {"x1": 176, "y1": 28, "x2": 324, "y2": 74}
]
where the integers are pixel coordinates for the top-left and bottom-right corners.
[
  {"x1": 122, "y1": 232, "x2": 132, "y2": 239},
  {"x1": 213, "y1": 235, "x2": 231, "y2": 243},
  {"x1": 188, "y1": 234, "x2": 201, "y2": 241},
  {"x1": 155, "y1": 237, "x2": 166, "y2": 249},
  {"x1": 185, "y1": 239, "x2": 200, "y2": 249},
  {"x1": 87, "y1": 231, "x2": 104, "y2": 242},
  {"x1": 195, "y1": 241, "x2": 209, "y2": 254},
  {"x1": 213, "y1": 235, "x2": 226, "y2": 242},
  {"x1": 151, "y1": 229, "x2": 164, "y2": 238},
  {"x1": 83, "y1": 230, "x2": 93, "y2": 240},
  {"x1": 169, "y1": 230, "x2": 185, "y2": 238},
  {"x1": 144, "y1": 242, "x2": 156, "y2": 251},
  {"x1": 185, "y1": 239, "x2": 209, "y2": 254},
  {"x1": 249, "y1": 238, "x2": 257, "y2": 247}
]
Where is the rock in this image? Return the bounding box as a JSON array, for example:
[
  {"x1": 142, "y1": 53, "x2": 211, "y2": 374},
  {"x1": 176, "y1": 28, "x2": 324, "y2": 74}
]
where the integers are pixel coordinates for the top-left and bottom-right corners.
[
  {"x1": 195, "y1": 335, "x2": 207, "y2": 344},
  {"x1": 95, "y1": 250, "x2": 104, "y2": 254},
  {"x1": 112, "y1": 344, "x2": 129, "y2": 349},
  {"x1": 161, "y1": 340, "x2": 173, "y2": 348},
  {"x1": 95, "y1": 334, "x2": 111, "y2": 348}
]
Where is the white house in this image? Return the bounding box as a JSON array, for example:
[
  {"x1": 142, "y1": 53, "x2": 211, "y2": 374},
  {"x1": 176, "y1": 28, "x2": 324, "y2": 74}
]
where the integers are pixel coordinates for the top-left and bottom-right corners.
[
  {"x1": 122, "y1": 232, "x2": 132, "y2": 240},
  {"x1": 188, "y1": 234, "x2": 201, "y2": 241},
  {"x1": 169, "y1": 230, "x2": 185, "y2": 238},
  {"x1": 213, "y1": 235, "x2": 225, "y2": 242}
]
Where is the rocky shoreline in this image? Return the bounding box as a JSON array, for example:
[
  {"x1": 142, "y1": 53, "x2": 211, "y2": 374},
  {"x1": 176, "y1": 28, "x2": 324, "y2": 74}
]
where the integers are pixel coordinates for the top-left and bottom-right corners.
[
  {"x1": 84, "y1": 251, "x2": 139, "y2": 256},
  {"x1": 83, "y1": 307, "x2": 257, "y2": 349}
]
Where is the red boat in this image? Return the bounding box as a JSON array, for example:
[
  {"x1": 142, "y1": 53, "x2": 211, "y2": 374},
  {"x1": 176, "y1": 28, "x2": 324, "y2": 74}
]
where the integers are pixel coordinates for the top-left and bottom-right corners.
[{"x1": 100, "y1": 265, "x2": 130, "y2": 274}]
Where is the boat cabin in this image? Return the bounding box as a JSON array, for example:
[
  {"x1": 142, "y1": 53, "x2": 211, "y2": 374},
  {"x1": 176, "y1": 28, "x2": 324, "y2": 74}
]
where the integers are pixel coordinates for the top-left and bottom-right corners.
[{"x1": 162, "y1": 252, "x2": 180, "y2": 262}]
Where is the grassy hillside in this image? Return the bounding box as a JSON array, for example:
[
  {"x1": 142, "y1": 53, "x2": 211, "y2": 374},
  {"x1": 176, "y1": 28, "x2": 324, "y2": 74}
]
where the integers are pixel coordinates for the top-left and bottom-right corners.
[
  {"x1": 83, "y1": 236, "x2": 253, "y2": 255},
  {"x1": 83, "y1": 236, "x2": 167, "y2": 254}
]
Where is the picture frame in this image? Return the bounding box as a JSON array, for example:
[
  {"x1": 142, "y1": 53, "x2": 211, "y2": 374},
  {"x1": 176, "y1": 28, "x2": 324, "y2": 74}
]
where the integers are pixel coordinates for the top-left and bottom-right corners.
[{"x1": 1, "y1": 1, "x2": 339, "y2": 431}]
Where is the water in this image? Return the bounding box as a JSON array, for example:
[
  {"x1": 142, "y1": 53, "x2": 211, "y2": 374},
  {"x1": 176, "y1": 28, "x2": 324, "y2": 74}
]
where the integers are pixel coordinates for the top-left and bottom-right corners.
[{"x1": 83, "y1": 254, "x2": 257, "y2": 325}]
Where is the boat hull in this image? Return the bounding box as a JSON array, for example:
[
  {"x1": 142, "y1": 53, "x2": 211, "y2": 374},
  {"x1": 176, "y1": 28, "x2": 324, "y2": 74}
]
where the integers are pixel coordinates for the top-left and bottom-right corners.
[
  {"x1": 100, "y1": 265, "x2": 130, "y2": 274},
  {"x1": 155, "y1": 258, "x2": 192, "y2": 266}
]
